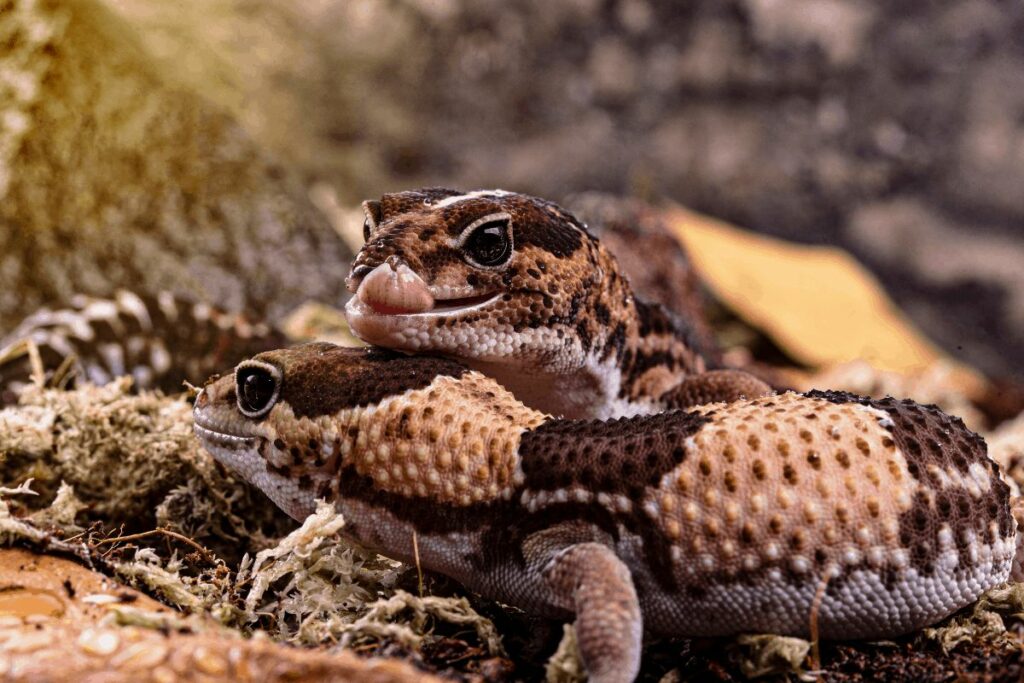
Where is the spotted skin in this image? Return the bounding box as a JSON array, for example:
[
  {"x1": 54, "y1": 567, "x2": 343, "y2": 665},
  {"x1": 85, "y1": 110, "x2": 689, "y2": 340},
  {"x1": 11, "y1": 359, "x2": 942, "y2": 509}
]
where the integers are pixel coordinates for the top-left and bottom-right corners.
[
  {"x1": 345, "y1": 189, "x2": 769, "y2": 419},
  {"x1": 194, "y1": 344, "x2": 1018, "y2": 683}
]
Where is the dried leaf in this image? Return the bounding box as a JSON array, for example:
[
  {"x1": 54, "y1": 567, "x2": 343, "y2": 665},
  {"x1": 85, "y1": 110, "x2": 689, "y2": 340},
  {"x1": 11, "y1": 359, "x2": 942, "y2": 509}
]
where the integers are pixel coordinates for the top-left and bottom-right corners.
[{"x1": 667, "y1": 206, "x2": 984, "y2": 394}]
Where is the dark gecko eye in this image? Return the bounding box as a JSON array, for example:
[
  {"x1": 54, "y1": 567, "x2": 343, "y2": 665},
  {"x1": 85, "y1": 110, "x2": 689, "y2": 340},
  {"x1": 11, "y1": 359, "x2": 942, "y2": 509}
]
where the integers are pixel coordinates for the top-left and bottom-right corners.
[
  {"x1": 235, "y1": 361, "x2": 281, "y2": 418},
  {"x1": 461, "y1": 213, "x2": 512, "y2": 268},
  {"x1": 362, "y1": 216, "x2": 373, "y2": 242}
]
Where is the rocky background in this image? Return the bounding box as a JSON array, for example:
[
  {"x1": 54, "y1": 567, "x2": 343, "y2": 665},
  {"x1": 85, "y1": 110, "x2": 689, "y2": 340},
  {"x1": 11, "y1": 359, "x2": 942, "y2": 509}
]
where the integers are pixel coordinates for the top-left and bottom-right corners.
[{"x1": 4, "y1": 0, "x2": 1023, "y2": 380}]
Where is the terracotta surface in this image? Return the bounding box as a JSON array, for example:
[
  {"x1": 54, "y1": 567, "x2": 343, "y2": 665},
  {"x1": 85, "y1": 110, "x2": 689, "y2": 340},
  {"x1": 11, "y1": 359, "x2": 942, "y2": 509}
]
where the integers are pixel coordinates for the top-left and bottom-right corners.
[{"x1": 0, "y1": 549, "x2": 436, "y2": 683}]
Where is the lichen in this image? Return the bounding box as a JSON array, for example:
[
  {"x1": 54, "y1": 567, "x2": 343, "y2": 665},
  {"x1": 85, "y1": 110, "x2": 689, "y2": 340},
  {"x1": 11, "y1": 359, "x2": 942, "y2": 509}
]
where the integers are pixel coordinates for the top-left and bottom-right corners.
[
  {"x1": 237, "y1": 500, "x2": 400, "y2": 644},
  {"x1": 337, "y1": 590, "x2": 505, "y2": 656},
  {"x1": 735, "y1": 634, "x2": 815, "y2": 680}
]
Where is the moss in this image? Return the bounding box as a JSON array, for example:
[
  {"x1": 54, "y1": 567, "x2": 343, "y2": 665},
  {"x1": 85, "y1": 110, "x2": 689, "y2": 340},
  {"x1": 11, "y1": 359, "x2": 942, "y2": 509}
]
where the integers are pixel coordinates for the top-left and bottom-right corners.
[
  {"x1": 734, "y1": 634, "x2": 813, "y2": 680},
  {"x1": 0, "y1": 380, "x2": 293, "y2": 561},
  {"x1": 924, "y1": 583, "x2": 1024, "y2": 654}
]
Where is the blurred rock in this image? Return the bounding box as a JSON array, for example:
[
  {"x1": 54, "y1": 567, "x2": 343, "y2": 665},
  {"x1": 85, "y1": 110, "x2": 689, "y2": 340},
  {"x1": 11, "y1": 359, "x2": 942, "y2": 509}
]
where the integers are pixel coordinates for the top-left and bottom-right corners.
[
  {"x1": 0, "y1": 0, "x2": 352, "y2": 334},
  {"x1": 743, "y1": 0, "x2": 877, "y2": 68},
  {"x1": 30, "y1": 0, "x2": 1024, "y2": 380},
  {"x1": 848, "y1": 198, "x2": 1024, "y2": 383}
]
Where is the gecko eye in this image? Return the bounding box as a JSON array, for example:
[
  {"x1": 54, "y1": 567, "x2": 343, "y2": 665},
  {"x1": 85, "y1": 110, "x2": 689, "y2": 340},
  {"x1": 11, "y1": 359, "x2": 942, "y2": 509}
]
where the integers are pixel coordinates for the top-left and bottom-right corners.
[
  {"x1": 362, "y1": 216, "x2": 373, "y2": 242},
  {"x1": 235, "y1": 361, "x2": 281, "y2": 418},
  {"x1": 461, "y1": 213, "x2": 512, "y2": 268}
]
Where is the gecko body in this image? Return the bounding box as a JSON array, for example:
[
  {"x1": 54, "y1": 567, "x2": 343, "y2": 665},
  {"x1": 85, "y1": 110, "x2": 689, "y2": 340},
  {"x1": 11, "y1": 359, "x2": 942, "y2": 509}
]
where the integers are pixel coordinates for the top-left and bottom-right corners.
[
  {"x1": 194, "y1": 343, "x2": 1018, "y2": 683},
  {"x1": 0, "y1": 290, "x2": 285, "y2": 404}
]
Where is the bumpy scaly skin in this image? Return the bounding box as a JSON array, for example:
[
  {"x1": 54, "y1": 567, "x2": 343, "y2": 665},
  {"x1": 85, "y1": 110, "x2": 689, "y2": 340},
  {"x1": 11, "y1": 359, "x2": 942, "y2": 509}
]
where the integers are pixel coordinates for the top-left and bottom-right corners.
[
  {"x1": 194, "y1": 343, "x2": 1018, "y2": 683},
  {"x1": 563, "y1": 192, "x2": 716, "y2": 350},
  {"x1": 345, "y1": 189, "x2": 768, "y2": 419},
  {"x1": 0, "y1": 290, "x2": 285, "y2": 405}
]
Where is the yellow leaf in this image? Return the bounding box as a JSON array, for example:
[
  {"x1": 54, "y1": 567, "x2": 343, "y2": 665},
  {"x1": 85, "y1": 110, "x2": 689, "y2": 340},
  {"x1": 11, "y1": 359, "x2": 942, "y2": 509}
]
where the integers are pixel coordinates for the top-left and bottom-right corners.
[{"x1": 666, "y1": 205, "x2": 984, "y2": 393}]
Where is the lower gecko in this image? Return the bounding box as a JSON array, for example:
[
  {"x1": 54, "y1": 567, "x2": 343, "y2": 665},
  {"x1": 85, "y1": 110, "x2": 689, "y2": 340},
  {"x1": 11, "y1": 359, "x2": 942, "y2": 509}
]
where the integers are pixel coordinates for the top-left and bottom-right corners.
[{"x1": 193, "y1": 343, "x2": 1019, "y2": 683}]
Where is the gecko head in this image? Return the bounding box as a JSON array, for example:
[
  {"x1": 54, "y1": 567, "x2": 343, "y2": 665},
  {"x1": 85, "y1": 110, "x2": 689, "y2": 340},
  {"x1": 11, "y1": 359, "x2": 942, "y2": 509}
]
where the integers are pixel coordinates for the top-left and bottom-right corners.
[
  {"x1": 192, "y1": 342, "x2": 471, "y2": 519},
  {"x1": 345, "y1": 188, "x2": 613, "y2": 368}
]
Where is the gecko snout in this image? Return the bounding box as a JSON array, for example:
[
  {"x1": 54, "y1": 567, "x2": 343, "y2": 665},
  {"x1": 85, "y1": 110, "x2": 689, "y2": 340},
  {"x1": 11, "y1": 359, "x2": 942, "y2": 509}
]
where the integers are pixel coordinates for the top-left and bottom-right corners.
[{"x1": 345, "y1": 264, "x2": 373, "y2": 293}]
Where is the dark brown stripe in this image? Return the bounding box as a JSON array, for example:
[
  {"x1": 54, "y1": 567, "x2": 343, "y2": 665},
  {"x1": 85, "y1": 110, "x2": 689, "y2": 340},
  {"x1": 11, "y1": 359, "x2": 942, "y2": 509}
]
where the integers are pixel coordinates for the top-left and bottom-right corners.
[
  {"x1": 518, "y1": 411, "x2": 711, "y2": 497},
  {"x1": 276, "y1": 345, "x2": 469, "y2": 419}
]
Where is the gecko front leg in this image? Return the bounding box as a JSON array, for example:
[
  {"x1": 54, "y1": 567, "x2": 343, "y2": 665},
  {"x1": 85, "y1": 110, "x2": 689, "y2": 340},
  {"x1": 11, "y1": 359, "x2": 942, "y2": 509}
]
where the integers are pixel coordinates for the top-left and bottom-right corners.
[
  {"x1": 658, "y1": 368, "x2": 772, "y2": 409},
  {"x1": 537, "y1": 541, "x2": 643, "y2": 683}
]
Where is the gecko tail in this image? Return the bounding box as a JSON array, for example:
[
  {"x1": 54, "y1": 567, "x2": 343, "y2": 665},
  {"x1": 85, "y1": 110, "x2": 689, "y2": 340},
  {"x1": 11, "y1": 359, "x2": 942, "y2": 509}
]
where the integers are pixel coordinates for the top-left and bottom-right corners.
[{"x1": 0, "y1": 290, "x2": 286, "y2": 406}]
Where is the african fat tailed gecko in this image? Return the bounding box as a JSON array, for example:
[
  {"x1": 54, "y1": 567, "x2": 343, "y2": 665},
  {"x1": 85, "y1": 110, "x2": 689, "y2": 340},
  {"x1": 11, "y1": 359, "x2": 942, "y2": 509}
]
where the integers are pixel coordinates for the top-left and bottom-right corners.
[
  {"x1": 344, "y1": 188, "x2": 770, "y2": 420},
  {"x1": 194, "y1": 342, "x2": 1020, "y2": 683}
]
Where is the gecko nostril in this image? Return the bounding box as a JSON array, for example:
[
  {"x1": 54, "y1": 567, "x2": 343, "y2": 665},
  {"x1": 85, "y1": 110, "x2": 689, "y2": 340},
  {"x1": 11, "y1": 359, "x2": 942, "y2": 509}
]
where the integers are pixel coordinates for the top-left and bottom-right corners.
[{"x1": 346, "y1": 264, "x2": 374, "y2": 293}]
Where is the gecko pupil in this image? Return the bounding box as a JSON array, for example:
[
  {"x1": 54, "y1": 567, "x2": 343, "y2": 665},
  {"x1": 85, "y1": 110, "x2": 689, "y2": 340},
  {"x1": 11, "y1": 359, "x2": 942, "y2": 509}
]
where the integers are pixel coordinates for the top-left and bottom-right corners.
[
  {"x1": 465, "y1": 220, "x2": 511, "y2": 267},
  {"x1": 362, "y1": 217, "x2": 373, "y2": 242},
  {"x1": 237, "y1": 368, "x2": 277, "y2": 415}
]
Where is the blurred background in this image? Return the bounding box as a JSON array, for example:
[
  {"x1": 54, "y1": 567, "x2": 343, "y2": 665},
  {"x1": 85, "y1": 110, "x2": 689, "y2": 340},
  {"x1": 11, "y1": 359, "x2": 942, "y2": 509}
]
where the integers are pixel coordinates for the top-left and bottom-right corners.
[
  {"x1": 2, "y1": 0, "x2": 1022, "y2": 382},
  {"x1": 3, "y1": 4, "x2": 1024, "y2": 678}
]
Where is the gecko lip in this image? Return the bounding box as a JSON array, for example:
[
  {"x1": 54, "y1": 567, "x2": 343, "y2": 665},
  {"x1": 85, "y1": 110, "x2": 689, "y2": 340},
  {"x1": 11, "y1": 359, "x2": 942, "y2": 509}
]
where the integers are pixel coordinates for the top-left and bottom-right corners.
[
  {"x1": 193, "y1": 392, "x2": 259, "y2": 447},
  {"x1": 349, "y1": 260, "x2": 501, "y2": 317},
  {"x1": 415, "y1": 290, "x2": 502, "y2": 315},
  {"x1": 193, "y1": 415, "x2": 257, "y2": 447},
  {"x1": 344, "y1": 290, "x2": 503, "y2": 348}
]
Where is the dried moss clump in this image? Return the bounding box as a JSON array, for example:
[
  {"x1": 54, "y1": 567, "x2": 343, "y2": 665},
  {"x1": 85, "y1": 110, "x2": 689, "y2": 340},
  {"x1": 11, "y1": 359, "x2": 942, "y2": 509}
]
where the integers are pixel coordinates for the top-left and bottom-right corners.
[{"x1": 0, "y1": 379, "x2": 293, "y2": 559}]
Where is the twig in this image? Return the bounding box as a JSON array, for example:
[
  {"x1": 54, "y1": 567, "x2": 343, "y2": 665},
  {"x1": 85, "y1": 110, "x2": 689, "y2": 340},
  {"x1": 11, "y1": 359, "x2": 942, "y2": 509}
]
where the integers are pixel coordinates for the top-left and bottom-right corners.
[
  {"x1": 808, "y1": 567, "x2": 833, "y2": 672},
  {"x1": 412, "y1": 530, "x2": 424, "y2": 597},
  {"x1": 50, "y1": 352, "x2": 80, "y2": 390},
  {"x1": 93, "y1": 527, "x2": 216, "y2": 565}
]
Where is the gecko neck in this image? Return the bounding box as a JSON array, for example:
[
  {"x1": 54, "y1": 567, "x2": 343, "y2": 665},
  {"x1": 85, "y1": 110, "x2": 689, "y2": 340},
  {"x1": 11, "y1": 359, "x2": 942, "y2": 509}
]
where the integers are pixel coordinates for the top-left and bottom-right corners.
[{"x1": 466, "y1": 284, "x2": 714, "y2": 420}]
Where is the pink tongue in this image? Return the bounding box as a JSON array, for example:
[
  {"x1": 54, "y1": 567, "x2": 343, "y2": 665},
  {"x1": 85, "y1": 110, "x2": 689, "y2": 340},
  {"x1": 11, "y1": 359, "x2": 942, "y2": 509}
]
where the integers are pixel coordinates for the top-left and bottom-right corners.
[{"x1": 356, "y1": 262, "x2": 434, "y2": 315}]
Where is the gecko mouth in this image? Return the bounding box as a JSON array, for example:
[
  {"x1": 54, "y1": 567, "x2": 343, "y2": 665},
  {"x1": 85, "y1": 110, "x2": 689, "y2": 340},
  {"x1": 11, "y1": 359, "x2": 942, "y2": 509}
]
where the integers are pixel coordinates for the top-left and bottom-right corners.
[
  {"x1": 345, "y1": 261, "x2": 504, "y2": 349},
  {"x1": 407, "y1": 291, "x2": 500, "y2": 316},
  {"x1": 346, "y1": 290, "x2": 502, "y2": 318},
  {"x1": 192, "y1": 388, "x2": 260, "y2": 448},
  {"x1": 193, "y1": 416, "x2": 257, "y2": 449}
]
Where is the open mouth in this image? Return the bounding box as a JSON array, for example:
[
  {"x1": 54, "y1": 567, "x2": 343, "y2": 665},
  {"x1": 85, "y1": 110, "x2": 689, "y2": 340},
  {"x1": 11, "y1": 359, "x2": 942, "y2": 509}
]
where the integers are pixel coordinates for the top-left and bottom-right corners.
[
  {"x1": 346, "y1": 260, "x2": 503, "y2": 321},
  {"x1": 426, "y1": 291, "x2": 501, "y2": 314}
]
